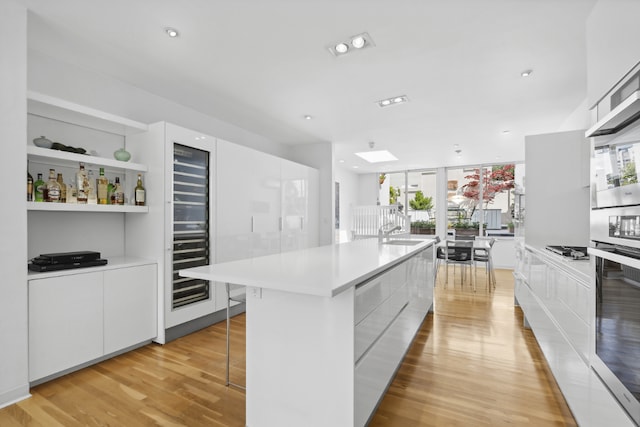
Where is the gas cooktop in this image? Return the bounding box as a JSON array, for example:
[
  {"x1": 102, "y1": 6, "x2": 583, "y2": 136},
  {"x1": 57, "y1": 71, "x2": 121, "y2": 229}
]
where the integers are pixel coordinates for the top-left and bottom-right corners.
[{"x1": 545, "y1": 245, "x2": 589, "y2": 260}]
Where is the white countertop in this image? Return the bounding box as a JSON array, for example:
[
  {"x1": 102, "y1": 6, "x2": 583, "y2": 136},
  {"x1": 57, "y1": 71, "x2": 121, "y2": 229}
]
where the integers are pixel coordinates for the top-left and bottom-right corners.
[
  {"x1": 179, "y1": 237, "x2": 435, "y2": 297},
  {"x1": 525, "y1": 244, "x2": 591, "y2": 283}
]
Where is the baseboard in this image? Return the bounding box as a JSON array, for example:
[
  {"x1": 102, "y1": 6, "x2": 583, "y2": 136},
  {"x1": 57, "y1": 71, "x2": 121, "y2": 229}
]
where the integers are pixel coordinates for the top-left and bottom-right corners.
[
  {"x1": 164, "y1": 303, "x2": 246, "y2": 343},
  {"x1": 0, "y1": 384, "x2": 31, "y2": 409}
]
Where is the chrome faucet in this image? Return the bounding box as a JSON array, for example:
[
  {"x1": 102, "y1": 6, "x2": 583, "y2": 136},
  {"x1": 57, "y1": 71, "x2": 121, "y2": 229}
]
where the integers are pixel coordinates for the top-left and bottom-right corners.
[{"x1": 378, "y1": 223, "x2": 402, "y2": 243}]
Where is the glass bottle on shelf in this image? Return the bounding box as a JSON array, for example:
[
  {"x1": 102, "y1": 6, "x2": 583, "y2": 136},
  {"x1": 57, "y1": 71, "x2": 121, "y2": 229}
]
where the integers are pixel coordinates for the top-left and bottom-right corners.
[
  {"x1": 56, "y1": 173, "x2": 66, "y2": 203},
  {"x1": 45, "y1": 168, "x2": 61, "y2": 203},
  {"x1": 34, "y1": 173, "x2": 45, "y2": 202},
  {"x1": 86, "y1": 170, "x2": 97, "y2": 204},
  {"x1": 134, "y1": 173, "x2": 145, "y2": 206},
  {"x1": 76, "y1": 162, "x2": 88, "y2": 204},
  {"x1": 107, "y1": 179, "x2": 115, "y2": 205},
  {"x1": 67, "y1": 183, "x2": 77, "y2": 204},
  {"x1": 27, "y1": 171, "x2": 33, "y2": 201},
  {"x1": 97, "y1": 167, "x2": 108, "y2": 205},
  {"x1": 114, "y1": 177, "x2": 124, "y2": 205}
]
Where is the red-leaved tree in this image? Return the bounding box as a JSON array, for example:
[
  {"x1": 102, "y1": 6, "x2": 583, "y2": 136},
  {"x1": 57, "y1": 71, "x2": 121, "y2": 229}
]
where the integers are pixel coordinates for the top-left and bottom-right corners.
[{"x1": 459, "y1": 164, "x2": 515, "y2": 218}]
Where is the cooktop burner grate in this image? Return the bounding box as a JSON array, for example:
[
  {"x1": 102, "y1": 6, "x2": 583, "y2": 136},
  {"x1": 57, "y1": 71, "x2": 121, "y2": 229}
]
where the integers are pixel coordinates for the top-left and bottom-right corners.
[{"x1": 545, "y1": 245, "x2": 589, "y2": 259}]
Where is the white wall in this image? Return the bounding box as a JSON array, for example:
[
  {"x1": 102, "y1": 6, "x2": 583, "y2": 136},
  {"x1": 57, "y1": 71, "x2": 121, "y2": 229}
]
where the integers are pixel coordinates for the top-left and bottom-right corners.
[
  {"x1": 0, "y1": 0, "x2": 29, "y2": 408},
  {"x1": 289, "y1": 143, "x2": 334, "y2": 245},
  {"x1": 557, "y1": 97, "x2": 590, "y2": 131},
  {"x1": 357, "y1": 174, "x2": 379, "y2": 205},
  {"x1": 586, "y1": 0, "x2": 640, "y2": 107},
  {"x1": 28, "y1": 50, "x2": 290, "y2": 160},
  {"x1": 335, "y1": 168, "x2": 359, "y2": 242}
]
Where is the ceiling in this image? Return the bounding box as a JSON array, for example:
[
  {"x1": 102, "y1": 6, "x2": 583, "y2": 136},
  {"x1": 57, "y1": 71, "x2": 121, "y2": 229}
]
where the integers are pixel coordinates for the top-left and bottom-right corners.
[{"x1": 25, "y1": 0, "x2": 596, "y2": 173}]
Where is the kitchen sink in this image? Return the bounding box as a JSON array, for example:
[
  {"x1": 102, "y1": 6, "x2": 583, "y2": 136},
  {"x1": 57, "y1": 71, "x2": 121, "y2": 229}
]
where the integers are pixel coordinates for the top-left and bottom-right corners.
[{"x1": 382, "y1": 239, "x2": 422, "y2": 246}]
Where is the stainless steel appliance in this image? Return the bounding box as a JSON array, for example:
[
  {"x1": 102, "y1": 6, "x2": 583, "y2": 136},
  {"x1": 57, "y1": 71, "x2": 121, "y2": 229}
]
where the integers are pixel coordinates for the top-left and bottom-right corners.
[
  {"x1": 589, "y1": 61, "x2": 640, "y2": 425},
  {"x1": 592, "y1": 130, "x2": 640, "y2": 209},
  {"x1": 591, "y1": 243, "x2": 640, "y2": 425},
  {"x1": 590, "y1": 61, "x2": 640, "y2": 209}
]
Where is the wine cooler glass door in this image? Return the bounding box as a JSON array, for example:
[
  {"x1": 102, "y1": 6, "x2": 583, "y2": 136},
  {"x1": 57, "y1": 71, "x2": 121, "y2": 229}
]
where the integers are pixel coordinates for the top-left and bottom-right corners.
[{"x1": 172, "y1": 143, "x2": 210, "y2": 309}]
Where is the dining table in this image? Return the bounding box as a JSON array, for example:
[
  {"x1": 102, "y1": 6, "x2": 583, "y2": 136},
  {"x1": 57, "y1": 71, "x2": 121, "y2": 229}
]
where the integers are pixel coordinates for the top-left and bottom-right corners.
[{"x1": 436, "y1": 238, "x2": 495, "y2": 289}]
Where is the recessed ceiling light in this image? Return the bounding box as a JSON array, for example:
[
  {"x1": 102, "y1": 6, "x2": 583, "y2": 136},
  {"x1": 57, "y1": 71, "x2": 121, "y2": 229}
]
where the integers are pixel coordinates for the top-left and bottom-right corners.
[
  {"x1": 377, "y1": 95, "x2": 408, "y2": 108},
  {"x1": 521, "y1": 69, "x2": 533, "y2": 77},
  {"x1": 328, "y1": 32, "x2": 374, "y2": 57},
  {"x1": 353, "y1": 165, "x2": 359, "y2": 169},
  {"x1": 354, "y1": 150, "x2": 398, "y2": 163},
  {"x1": 351, "y1": 36, "x2": 366, "y2": 49},
  {"x1": 335, "y1": 43, "x2": 349, "y2": 54},
  {"x1": 338, "y1": 159, "x2": 345, "y2": 163},
  {"x1": 502, "y1": 130, "x2": 510, "y2": 134},
  {"x1": 165, "y1": 27, "x2": 179, "y2": 38},
  {"x1": 304, "y1": 115, "x2": 313, "y2": 120}
]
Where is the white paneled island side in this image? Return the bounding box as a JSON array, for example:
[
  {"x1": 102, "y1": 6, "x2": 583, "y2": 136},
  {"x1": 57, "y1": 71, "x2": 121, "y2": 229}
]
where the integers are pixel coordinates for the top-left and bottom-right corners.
[{"x1": 180, "y1": 237, "x2": 436, "y2": 427}]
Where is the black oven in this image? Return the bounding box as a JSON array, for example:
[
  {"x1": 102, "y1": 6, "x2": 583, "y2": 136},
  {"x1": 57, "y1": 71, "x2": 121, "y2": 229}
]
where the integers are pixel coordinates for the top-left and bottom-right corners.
[{"x1": 592, "y1": 243, "x2": 640, "y2": 425}]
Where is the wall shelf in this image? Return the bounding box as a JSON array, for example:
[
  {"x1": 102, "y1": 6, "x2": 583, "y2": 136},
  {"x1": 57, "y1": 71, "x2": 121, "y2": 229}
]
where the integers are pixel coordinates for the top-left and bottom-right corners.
[
  {"x1": 27, "y1": 91, "x2": 148, "y2": 136},
  {"x1": 27, "y1": 202, "x2": 148, "y2": 213},
  {"x1": 27, "y1": 146, "x2": 148, "y2": 173}
]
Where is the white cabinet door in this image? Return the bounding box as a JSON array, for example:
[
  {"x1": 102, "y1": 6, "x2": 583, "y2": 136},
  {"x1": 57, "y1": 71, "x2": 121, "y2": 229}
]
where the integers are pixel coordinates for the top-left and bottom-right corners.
[
  {"x1": 104, "y1": 264, "x2": 157, "y2": 354},
  {"x1": 217, "y1": 139, "x2": 281, "y2": 262},
  {"x1": 281, "y1": 159, "x2": 317, "y2": 252},
  {"x1": 29, "y1": 272, "x2": 104, "y2": 381}
]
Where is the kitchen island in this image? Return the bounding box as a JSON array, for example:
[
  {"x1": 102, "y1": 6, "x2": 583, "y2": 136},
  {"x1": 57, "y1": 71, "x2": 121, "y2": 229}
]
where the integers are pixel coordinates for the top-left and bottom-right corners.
[{"x1": 180, "y1": 237, "x2": 435, "y2": 427}]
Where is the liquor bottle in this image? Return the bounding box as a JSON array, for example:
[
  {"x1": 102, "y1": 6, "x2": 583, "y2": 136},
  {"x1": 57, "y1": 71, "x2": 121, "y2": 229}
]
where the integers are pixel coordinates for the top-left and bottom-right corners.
[
  {"x1": 134, "y1": 174, "x2": 145, "y2": 206},
  {"x1": 56, "y1": 173, "x2": 66, "y2": 203},
  {"x1": 107, "y1": 179, "x2": 115, "y2": 205},
  {"x1": 97, "y1": 167, "x2": 108, "y2": 205},
  {"x1": 113, "y1": 177, "x2": 124, "y2": 205},
  {"x1": 87, "y1": 170, "x2": 97, "y2": 204},
  {"x1": 45, "y1": 168, "x2": 61, "y2": 202},
  {"x1": 76, "y1": 163, "x2": 88, "y2": 204},
  {"x1": 67, "y1": 183, "x2": 77, "y2": 204},
  {"x1": 27, "y1": 172, "x2": 33, "y2": 201},
  {"x1": 34, "y1": 173, "x2": 45, "y2": 202}
]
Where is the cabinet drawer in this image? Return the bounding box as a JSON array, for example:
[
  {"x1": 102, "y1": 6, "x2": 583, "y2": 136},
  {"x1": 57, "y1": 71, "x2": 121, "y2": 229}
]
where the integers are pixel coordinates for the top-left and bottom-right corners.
[
  {"x1": 355, "y1": 262, "x2": 407, "y2": 325},
  {"x1": 355, "y1": 282, "x2": 409, "y2": 362}
]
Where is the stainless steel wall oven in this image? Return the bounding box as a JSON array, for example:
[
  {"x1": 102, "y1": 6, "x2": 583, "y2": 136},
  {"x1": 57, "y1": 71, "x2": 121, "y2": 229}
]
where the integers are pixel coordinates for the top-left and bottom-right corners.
[{"x1": 592, "y1": 243, "x2": 640, "y2": 425}]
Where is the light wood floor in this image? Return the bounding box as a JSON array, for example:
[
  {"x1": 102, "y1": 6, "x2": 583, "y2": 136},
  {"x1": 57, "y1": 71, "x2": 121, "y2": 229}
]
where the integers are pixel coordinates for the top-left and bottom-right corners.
[{"x1": 0, "y1": 267, "x2": 577, "y2": 426}]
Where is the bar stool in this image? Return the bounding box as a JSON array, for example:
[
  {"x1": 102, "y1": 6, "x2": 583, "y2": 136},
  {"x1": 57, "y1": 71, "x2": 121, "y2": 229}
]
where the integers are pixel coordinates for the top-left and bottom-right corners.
[{"x1": 225, "y1": 282, "x2": 246, "y2": 389}]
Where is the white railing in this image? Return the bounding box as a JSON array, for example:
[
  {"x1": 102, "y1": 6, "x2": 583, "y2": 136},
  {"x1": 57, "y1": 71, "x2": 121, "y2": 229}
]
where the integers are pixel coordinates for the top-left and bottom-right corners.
[{"x1": 351, "y1": 205, "x2": 410, "y2": 239}]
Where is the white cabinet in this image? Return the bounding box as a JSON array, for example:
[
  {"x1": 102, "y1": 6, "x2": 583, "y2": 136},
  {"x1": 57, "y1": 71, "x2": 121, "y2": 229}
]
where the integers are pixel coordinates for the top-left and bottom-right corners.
[
  {"x1": 216, "y1": 139, "x2": 319, "y2": 262},
  {"x1": 524, "y1": 130, "x2": 590, "y2": 248},
  {"x1": 28, "y1": 272, "x2": 103, "y2": 382},
  {"x1": 281, "y1": 158, "x2": 319, "y2": 252},
  {"x1": 126, "y1": 122, "x2": 216, "y2": 337},
  {"x1": 516, "y1": 246, "x2": 634, "y2": 426},
  {"x1": 215, "y1": 140, "x2": 320, "y2": 311},
  {"x1": 216, "y1": 139, "x2": 281, "y2": 262},
  {"x1": 354, "y1": 245, "x2": 434, "y2": 427},
  {"x1": 26, "y1": 93, "x2": 158, "y2": 382},
  {"x1": 28, "y1": 261, "x2": 156, "y2": 382},
  {"x1": 104, "y1": 264, "x2": 157, "y2": 354}
]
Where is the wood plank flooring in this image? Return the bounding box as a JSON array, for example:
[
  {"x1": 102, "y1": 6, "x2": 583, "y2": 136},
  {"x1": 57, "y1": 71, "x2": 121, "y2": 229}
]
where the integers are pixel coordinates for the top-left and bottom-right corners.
[{"x1": 0, "y1": 267, "x2": 577, "y2": 426}]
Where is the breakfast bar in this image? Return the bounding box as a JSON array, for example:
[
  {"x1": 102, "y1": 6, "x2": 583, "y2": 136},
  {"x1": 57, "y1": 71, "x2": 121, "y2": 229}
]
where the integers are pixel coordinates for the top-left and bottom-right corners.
[{"x1": 180, "y1": 237, "x2": 435, "y2": 427}]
